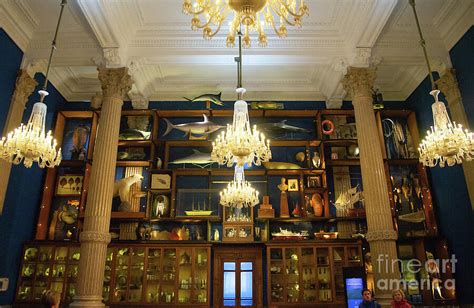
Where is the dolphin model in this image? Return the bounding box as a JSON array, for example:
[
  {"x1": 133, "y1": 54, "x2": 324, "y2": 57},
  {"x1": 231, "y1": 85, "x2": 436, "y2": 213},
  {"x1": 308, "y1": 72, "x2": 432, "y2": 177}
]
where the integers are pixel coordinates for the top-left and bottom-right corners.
[
  {"x1": 162, "y1": 114, "x2": 225, "y2": 137},
  {"x1": 168, "y1": 150, "x2": 215, "y2": 168},
  {"x1": 257, "y1": 120, "x2": 311, "y2": 135},
  {"x1": 183, "y1": 92, "x2": 224, "y2": 106}
]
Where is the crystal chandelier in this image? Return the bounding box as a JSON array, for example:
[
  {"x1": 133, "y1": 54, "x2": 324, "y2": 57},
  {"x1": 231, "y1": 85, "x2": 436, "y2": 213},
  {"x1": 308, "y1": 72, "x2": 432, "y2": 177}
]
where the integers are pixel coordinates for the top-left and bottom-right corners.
[
  {"x1": 409, "y1": 0, "x2": 473, "y2": 168},
  {"x1": 220, "y1": 165, "x2": 259, "y2": 208},
  {"x1": 0, "y1": 0, "x2": 66, "y2": 168},
  {"x1": 211, "y1": 33, "x2": 271, "y2": 167},
  {"x1": 182, "y1": 0, "x2": 309, "y2": 47}
]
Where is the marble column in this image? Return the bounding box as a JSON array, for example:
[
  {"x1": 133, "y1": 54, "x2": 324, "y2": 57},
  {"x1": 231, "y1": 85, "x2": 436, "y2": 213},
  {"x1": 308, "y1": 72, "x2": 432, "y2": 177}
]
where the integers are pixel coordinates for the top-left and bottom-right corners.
[
  {"x1": 0, "y1": 69, "x2": 37, "y2": 214},
  {"x1": 71, "y1": 67, "x2": 132, "y2": 307},
  {"x1": 342, "y1": 67, "x2": 400, "y2": 305},
  {"x1": 436, "y1": 68, "x2": 474, "y2": 210}
]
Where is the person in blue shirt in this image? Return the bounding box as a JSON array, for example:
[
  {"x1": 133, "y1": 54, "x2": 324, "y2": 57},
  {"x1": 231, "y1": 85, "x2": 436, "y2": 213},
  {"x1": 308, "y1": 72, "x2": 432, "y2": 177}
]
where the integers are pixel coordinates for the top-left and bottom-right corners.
[{"x1": 359, "y1": 288, "x2": 381, "y2": 308}]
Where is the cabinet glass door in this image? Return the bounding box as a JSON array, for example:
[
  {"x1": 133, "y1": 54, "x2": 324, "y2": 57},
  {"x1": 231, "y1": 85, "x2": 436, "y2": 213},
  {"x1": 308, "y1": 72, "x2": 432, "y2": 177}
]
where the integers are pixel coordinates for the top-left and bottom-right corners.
[
  {"x1": 178, "y1": 248, "x2": 193, "y2": 304},
  {"x1": 301, "y1": 247, "x2": 316, "y2": 303},
  {"x1": 194, "y1": 248, "x2": 208, "y2": 304},
  {"x1": 316, "y1": 248, "x2": 331, "y2": 302},
  {"x1": 113, "y1": 248, "x2": 129, "y2": 302},
  {"x1": 161, "y1": 248, "x2": 176, "y2": 303},
  {"x1": 146, "y1": 248, "x2": 161, "y2": 303},
  {"x1": 129, "y1": 248, "x2": 144, "y2": 302},
  {"x1": 333, "y1": 247, "x2": 346, "y2": 301},
  {"x1": 103, "y1": 248, "x2": 113, "y2": 302},
  {"x1": 284, "y1": 248, "x2": 300, "y2": 303},
  {"x1": 269, "y1": 248, "x2": 283, "y2": 303}
]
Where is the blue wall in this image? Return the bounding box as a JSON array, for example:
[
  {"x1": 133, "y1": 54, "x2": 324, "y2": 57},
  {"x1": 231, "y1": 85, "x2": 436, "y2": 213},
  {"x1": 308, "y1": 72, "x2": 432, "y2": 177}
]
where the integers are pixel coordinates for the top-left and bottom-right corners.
[
  {"x1": 450, "y1": 26, "x2": 474, "y2": 127},
  {"x1": 405, "y1": 27, "x2": 474, "y2": 304},
  {"x1": 0, "y1": 29, "x2": 67, "y2": 304}
]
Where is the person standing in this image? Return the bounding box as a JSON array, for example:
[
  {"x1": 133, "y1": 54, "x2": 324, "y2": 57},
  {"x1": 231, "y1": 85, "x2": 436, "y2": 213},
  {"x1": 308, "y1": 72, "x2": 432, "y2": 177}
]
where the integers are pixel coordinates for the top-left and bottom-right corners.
[
  {"x1": 359, "y1": 288, "x2": 381, "y2": 308},
  {"x1": 391, "y1": 289, "x2": 412, "y2": 308}
]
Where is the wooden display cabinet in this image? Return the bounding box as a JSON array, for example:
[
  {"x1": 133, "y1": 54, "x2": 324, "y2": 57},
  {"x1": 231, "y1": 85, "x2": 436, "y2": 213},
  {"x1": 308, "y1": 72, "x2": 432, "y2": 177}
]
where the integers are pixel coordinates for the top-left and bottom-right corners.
[
  {"x1": 15, "y1": 243, "x2": 211, "y2": 307},
  {"x1": 266, "y1": 241, "x2": 362, "y2": 307},
  {"x1": 222, "y1": 205, "x2": 254, "y2": 242}
]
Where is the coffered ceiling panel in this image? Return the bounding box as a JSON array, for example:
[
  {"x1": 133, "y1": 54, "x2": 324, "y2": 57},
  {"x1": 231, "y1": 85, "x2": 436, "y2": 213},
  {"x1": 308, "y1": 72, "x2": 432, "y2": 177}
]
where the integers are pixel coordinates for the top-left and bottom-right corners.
[{"x1": 0, "y1": 0, "x2": 472, "y2": 104}]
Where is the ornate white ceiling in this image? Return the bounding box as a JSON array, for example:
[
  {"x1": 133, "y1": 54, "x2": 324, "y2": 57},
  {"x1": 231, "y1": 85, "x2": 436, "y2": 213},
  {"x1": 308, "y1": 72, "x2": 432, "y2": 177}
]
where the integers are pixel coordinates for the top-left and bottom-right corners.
[{"x1": 0, "y1": 0, "x2": 472, "y2": 105}]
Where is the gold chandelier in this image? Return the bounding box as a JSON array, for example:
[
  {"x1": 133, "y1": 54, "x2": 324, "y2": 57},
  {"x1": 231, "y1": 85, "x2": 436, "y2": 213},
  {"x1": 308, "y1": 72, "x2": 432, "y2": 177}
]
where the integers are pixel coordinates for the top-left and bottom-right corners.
[
  {"x1": 211, "y1": 34, "x2": 271, "y2": 167},
  {"x1": 220, "y1": 166, "x2": 259, "y2": 208},
  {"x1": 182, "y1": 0, "x2": 309, "y2": 47},
  {"x1": 0, "y1": 0, "x2": 65, "y2": 168},
  {"x1": 410, "y1": 0, "x2": 473, "y2": 168}
]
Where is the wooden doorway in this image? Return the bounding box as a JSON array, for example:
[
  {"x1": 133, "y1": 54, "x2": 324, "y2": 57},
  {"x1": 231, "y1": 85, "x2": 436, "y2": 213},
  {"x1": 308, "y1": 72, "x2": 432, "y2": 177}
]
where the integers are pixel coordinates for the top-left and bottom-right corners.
[{"x1": 213, "y1": 246, "x2": 263, "y2": 308}]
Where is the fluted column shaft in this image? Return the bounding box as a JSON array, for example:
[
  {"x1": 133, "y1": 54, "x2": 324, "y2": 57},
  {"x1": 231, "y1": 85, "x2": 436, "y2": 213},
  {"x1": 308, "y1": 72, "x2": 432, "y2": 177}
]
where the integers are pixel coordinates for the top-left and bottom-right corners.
[
  {"x1": 436, "y1": 68, "x2": 474, "y2": 210},
  {"x1": 343, "y1": 67, "x2": 400, "y2": 306},
  {"x1": 0, "y1": 70, "x2": 37, "y2": 214},
  {"x1": 71, "y1": 67, "x2": 132, "y2": 307}
]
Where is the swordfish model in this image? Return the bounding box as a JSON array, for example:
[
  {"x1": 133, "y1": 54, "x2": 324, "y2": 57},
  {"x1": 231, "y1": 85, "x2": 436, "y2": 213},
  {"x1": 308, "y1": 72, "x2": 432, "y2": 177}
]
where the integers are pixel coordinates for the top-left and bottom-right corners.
[{"x1": 162, "y1": 114, "x2": 225, "y2": 137}]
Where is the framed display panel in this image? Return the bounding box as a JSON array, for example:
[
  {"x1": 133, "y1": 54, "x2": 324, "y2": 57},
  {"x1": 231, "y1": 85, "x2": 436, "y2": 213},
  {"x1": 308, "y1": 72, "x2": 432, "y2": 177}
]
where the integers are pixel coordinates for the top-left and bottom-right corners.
[
  {"x1": 389, "y1": 164, "x2": 438, "y2": 237},
  {"x1": 378, "y1": 110, "x2": 420, "y2": 160},
  {"x1": 118, "y1": 111, "x2": 155, "y2": 141},
  {"x1": 266, "y1": 242, "x2": 362, "y2": 306},
  {"x1": 320, "y1": 111, "x2": 357, "y2": 141}
]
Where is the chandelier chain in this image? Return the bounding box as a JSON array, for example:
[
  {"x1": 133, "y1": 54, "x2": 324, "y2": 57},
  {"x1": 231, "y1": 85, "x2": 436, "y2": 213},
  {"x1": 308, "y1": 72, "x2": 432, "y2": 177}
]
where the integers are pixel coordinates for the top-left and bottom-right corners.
[{"x1": 409, "y1": 0, "x2": 436, "y2": 90}]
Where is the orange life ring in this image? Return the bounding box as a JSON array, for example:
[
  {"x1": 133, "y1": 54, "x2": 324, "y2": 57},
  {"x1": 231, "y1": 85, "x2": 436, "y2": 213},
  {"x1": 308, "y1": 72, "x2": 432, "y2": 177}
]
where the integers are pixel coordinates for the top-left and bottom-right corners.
[{"x1": 322, "y1": 120, "x2": 335, "y2": 135}]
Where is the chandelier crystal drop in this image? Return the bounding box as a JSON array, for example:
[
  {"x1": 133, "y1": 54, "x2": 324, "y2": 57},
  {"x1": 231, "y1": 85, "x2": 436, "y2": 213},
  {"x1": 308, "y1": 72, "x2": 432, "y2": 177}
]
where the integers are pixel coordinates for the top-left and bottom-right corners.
[
  {"x1": 211, "y1": 88, "x2": 271, "y2": 167},
  {"x1": 0, "y1": 90, "x2": 62, "y2": 168},
  {"x1": 220, "y1": 165, "x2": 259, "y2": 208},
  {"x1": 182, "y1": 0, "x2": 309, "y2": 47},
  {"x1": 418, "y1": 90, "x2": 473, "y2": 168}
]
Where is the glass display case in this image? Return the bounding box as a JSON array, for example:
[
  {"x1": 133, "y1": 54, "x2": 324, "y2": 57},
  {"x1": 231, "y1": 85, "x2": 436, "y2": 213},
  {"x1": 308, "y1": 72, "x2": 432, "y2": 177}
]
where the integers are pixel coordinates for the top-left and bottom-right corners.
[{"x1": 266, "y1": 242, "x2": 362, "y2": 306}]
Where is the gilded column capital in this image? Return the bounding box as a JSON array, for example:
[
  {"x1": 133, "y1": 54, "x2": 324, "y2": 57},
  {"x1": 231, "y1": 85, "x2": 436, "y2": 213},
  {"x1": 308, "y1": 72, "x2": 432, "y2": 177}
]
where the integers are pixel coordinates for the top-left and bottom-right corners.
[
  {"x1": 12, "y1": 69, "x2": 38, "y2": 108},
  {"x1": 435, "y1": 68, "x2": 461, "y2": 103},
  {"x1": 365, "y1": 229, "x2": 398, "y2": 242},
  {"x1": 79, "y1": 231, "x2": 111, "y2": 244},
  {"x1": 342, "y1": 67, "x2": 376, "y2": 99},
  {"x1": 97, "y1": 67, "x2": 132, "y2": 99}
]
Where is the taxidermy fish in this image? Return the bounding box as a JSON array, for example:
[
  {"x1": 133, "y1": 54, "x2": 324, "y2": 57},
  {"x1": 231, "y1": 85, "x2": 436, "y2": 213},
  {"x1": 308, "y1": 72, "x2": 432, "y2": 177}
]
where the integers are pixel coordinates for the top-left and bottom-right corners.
[
  {"x1": 162, "y1": 114, "x2": 225, "y2": 137},
  {"x1": 398, "y1": 210, "x2": 425, "y2": 223},
  {"x1": 117, "y1": 148, "x2": 146, "y2": 160},
  {"x1": 119, "y1": 128, "x2": 151, "y2": 140},
  {"x1": 250, "y1": 102, "x2": 284, "y2": 110},
  {"x1": 257, "y1": 120, "x2": 311, "y2": 135},
  {"x1": 169, "y1": 149, "x2": 214, "y2": 168},
  {"x1": 183, "y1": 92, "x2": 224, "y2": 106},
  {"x1": 262, "y1": 162, "x2": 302, "y2": 170}
]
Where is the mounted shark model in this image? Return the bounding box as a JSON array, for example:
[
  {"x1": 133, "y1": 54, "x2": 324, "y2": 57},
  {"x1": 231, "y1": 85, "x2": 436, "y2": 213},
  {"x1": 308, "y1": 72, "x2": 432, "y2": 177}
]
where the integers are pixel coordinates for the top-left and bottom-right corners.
[
  {"x1": 183, "y1": 92, "x2": 224, "y2": 106},
  {"x1": 257, "y1": 120, "x2": 311, "y2": 135},
  {"x1": 162, "y1": 114, "x2": 225, "y2": 137},
  {"x1": 168, "y1": 149, "x2": 215, "y2": 168}
]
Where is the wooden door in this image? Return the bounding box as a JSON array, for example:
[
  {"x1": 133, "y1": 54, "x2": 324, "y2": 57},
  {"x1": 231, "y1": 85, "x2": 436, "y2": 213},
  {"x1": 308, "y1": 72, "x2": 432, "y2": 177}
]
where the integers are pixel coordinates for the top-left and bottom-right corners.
[{"x1": 213, "y1": 246, "x2": 263, "y2": 308}]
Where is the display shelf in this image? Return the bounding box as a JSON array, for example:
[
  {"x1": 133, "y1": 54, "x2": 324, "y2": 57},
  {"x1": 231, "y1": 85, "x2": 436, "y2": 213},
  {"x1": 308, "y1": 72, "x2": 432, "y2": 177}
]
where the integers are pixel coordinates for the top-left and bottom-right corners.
[
  {"x1": 325, "y1": 159, "x2": 360, "y2": 166},
  {"x1": 79, "y1": 212, "x2": 146, "y2": 221},
  {"x1": 115, "y1": 161, "x2": 152, "y2": 167},
  {"x1": 322, "y1": 139, "x2": 358, "y2": 146},
  {"x1": 385, "y1": 158, "x2": 420, "y2": 165}
]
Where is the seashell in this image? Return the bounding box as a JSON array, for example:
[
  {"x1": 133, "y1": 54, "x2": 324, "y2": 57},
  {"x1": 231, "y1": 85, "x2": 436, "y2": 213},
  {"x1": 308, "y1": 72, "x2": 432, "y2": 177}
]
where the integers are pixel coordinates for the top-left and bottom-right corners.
[{"x1": 295, "y1": 152, "x2": 305, "y2": 162}]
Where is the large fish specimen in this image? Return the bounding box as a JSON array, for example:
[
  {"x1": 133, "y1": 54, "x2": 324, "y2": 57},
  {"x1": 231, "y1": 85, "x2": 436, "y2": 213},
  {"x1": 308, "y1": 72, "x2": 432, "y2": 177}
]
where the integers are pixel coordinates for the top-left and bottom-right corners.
[
  {"x1": 169, "y1": 149, "x2": 215, "y2": 168},
  {"x1": 183, "y1": 92, "x2": 224, "y2": 106},
  {"x1": 162, "y1": 114, "x2": 225, "y2": 137},
  {"x1": 262, "y1": 162, "x2": 302, "y2": 170},
  {"x1": 257, "y1": 120, "x2": 311, "y2": 135},
  {"x1": 250, "y1": 101, "x2": 284, "y2": 110},
  {"x1": 119, "y1": 128, "x2": 151, "y2": 140}
]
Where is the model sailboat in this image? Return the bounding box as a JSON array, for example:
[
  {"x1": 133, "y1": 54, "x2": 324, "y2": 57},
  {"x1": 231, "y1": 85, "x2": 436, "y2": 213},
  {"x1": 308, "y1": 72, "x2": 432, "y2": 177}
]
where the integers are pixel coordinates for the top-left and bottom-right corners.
[
  {"x1": 185, "y1": 197, "x2": 213, "y2": 216},
  {"x1": 333, "y1": 186, "x2": 364, "y2": 216}
]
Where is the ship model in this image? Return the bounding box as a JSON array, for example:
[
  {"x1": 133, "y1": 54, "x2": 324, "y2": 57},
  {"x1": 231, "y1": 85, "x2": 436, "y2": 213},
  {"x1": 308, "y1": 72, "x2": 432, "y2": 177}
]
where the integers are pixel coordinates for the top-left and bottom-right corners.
[
  {"x1": 185, "y1": 198, "x2": 213, "y2": 216},
  {"x1": 333, "y1": 186, "x2": 365, "y2": 217}
]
